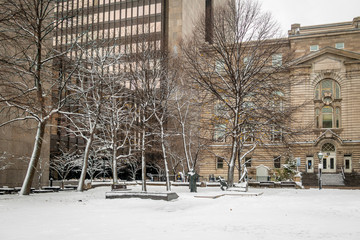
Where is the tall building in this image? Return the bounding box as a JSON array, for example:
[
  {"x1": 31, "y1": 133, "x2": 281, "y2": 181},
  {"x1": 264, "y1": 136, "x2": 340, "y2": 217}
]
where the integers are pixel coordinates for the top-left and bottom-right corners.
[
  {"x1": 199, "y1": 17, "x2": 360, "y2": 187},
  {"x1": 1, "y1": 0, "x2": 208, "y2": 187}
]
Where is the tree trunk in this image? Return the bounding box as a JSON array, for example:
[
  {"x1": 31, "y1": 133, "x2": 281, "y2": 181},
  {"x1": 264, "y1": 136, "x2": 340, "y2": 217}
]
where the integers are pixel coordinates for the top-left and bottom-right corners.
[
  {"x1": 112, "y1": 132, "x2": 118, "y2": 184},
  {"x1": 181, "y1": 123, "x2": 191, "y2": 172},
  {"x1": 160, "y1": 122, "x2": 171, "y2": 191},
  {"x1": 227, "y1": 138, "x2": 237, "y2": 187},
  {"x1": 141, "y1": 114, "x2": 147, "y2": 192},
  {"x1": 20, "y1": 121, "x2": 46, "y2": 195},
  {"x1": 77, "y1": 128, "x2": 95, "y2": 191}
]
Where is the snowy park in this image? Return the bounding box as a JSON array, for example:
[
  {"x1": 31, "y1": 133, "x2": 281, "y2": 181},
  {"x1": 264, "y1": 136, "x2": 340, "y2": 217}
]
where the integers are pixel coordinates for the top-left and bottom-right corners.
[{"x1": 1, "y1": 186, "x2": 359, "y2": 240}]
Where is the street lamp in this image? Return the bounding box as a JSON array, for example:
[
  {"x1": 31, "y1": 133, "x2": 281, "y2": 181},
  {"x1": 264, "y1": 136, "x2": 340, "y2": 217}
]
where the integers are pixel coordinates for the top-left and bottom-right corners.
[{"x1": 317, "y1": 151, "x2": 324, "y2": 190}]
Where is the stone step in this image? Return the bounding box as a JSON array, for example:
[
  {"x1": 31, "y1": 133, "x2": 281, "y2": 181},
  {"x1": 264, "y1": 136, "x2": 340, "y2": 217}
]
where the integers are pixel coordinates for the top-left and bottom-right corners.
[{"x1": 321, "y1": 174, "x2": 345, "y2": 186}]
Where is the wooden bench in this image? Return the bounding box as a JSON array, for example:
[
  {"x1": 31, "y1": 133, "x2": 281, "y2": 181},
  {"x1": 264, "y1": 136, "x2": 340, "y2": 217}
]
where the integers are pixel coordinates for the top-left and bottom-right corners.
[
  {"x1": 0, "y1": 187, "x2": 15, "y2": 194},
  {"x1": 111, "y1": 184, "x2": 127, "y2": 191},
  {"x1": 33, "y1": 189, "x2": 54, "y2": 193},
  {"x1": 42, "y1": 186, "x2": 61, "y2": 192},
  {"x1": 64, "y1": 185, "x2": 78, "y2": 190},
  {"x1": 280, "y1": 181, "x2": 297, "y2": 188},
  {"x1": 259, "y1": 182, "x2": 275, "y2": 188}
]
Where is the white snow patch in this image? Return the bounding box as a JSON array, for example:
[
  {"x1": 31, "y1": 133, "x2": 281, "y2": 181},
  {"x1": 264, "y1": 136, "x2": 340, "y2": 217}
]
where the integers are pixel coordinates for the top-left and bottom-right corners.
[{"x1": 0, "y1": 186, "x2": 359, "y2": 240}]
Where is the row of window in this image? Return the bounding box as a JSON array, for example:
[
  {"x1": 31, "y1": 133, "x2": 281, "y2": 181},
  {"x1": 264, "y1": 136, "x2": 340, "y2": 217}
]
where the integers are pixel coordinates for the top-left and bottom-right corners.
[
  {"x1": 54, "y1": 21, "x2": 162, "y2": 45},
  {"x1": 310, "y1": 42, "x2": 344, "y2": 51},
  {"x1": 215, "y1": 42, "x2": 345, "y2": 71},
  {"x1": 218, "y1": 155, "x2": 352, "y2": 171},
  {"x1": 214, "y1": 53, "x2": 283, "y2": 71},
  {"x1": 216, "y1": 156, "x2": 281, "y2": 169},
  {"x1": 216, "y1": 157, "x2": 252, "y2": 169},
  {"x1": 213, "y1": 125, "x2": 283, "y2": 142}
]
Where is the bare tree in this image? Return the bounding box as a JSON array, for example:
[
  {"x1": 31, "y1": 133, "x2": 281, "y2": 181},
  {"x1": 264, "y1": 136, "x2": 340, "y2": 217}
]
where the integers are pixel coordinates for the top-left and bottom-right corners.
[
  {"x1": 182, "y1": 0, "x2": 296, "y2": 186},
  {"x1": 127, "y1": 39, "x2": 168, "y2": 192},
  {"x1": 0, "y1": 0, "x2": 79, "y2": 195},
  {"x1": 170, "y1": 80, "x2": 210, "y2": 176},
  {"x1": 99, "y1": 78, "x2": 136, "y2": 184},
  {"x1": 149, "y1": 54, "x2": 180, "y2": 191},
  {"x1": 61, "y1": 41, "x2": 123, "y2": 191},
  {"x1": 50, "y1": 149, "x2": 81, "y2": 188}
]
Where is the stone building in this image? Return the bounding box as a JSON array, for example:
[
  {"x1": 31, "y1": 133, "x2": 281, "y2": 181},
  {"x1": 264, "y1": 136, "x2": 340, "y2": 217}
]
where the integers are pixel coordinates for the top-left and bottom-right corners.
[{"x1": 198, "y1": 17, "x2": 360, "y2": 186}]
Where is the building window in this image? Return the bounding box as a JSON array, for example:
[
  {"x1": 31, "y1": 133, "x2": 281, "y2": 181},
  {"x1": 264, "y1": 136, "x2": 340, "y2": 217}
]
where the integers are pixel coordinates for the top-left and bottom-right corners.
[
  {"x1": 315, "y1": 108, "x2": 320, "y2": 128},
  {"x1": 335, "y1": 43, "x2": 344, "y2": 49},
  {"x1": 314, "y1": 79, "x2": 341, "y2": 129},
  {"x1": 314, "y1": 79, "x2": 341, "y2": 100},
  {"x1": 214, "y1": 101, "x2": 227, "y2": 117},
  {"x1": 322, "y1": 143, "x2": 335, "y2": 152},
  {"x1": 242, "y1": 126, "x2": 254, "y2": 142},
  {"x1": 216, "y1": 157, "x2": 224, "y2": 169},
  {"x1": 272, "y1": 54, "x2": 282, "y2": 67},
  {"x1": 245, "y1": 157, "x2": 252, "y2": 167},
  {"x1": 214, "y1": 124, "x2": 226, "y2": 142},
  {"x1": 310, "y1": 45, "x2": 319, "y2": 51},
  {"x1": 322, "y1": 106, "x2": 333, "y2": 128},
  {"x1": 271, "y1": 126, "x2": 283, "y2": 142},
  {"x1": 335, "y1": 107, "x2": 341, "y2": 128},
  {"x1": 274, "y1": 156, "x2": 281, "y2": 168},
  {"x1": 215, "y1": 60, "x2": 225, "y2": 72},
  {"x1": 344, "y1": 155, "x2": 352, "y2": 172},
  {"x1": 272, "y1": 91, "x2": 284, "y2": 111}
]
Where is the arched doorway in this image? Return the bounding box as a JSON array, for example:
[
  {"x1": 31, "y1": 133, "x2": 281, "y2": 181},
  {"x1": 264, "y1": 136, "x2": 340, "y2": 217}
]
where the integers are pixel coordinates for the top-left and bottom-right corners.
[{"x1": 321, "y1": 143, "x2": 336, "y2": 173}]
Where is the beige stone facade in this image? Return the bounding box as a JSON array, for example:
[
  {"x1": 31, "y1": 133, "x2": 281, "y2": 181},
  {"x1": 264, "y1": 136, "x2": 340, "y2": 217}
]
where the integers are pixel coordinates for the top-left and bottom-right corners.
[{"x1": 198, "y1": 17, "x2": 360, "y2": 184}]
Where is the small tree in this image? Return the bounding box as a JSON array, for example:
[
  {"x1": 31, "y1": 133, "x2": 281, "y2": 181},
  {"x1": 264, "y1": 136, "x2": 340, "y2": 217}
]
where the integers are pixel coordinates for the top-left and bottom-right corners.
[{"x1": 50, "y1": 149, "x2": 81, "y2": 188}]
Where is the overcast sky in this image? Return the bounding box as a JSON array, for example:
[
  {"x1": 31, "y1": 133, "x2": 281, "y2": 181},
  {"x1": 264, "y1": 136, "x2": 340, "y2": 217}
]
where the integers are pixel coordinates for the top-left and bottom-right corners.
[{"x1": 257, "y1": 0, "x2": 360, "y2": 35}]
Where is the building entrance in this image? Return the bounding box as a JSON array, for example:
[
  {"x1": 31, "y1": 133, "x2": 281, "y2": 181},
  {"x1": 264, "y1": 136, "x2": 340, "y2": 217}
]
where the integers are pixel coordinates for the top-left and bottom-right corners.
[{"x1": 322, "y1": 143, "x2": 336, "y2": 173}]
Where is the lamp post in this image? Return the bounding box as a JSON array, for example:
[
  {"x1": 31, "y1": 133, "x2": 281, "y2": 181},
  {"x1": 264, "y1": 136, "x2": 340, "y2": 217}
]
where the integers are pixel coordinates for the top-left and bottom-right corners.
[{"x1": 317, "y1": 152, "x2": 324, "y2": 190}]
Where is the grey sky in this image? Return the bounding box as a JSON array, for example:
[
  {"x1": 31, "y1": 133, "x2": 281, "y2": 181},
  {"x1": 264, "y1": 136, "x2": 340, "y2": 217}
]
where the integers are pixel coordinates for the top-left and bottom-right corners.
[{"x1": 258, "y1": 0, "x2": 360, "y2": 35}]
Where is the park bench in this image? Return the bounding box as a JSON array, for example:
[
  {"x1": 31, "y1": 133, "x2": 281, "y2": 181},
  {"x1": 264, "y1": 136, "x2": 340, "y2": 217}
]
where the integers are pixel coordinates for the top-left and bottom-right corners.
[
  {"x1": 64, "y1": 185, "x2": 77, "y2": 190},
  {"x1": 111, "y1": 184, "x2": 127, "y2": 191},
  {"x1": 0, "y1": 187, "x2": 15, "y2": 194},
  {"x1": 280, "y1": 181, "x2": 296, "y2": 188},
  {"x1": 33, "y1": 189, "x2": 54, "y2": 193},
  {"x1": 259, "y1": 182, "x2": 275, "y2": 188},
  {"x1": 42, "y1": 186, "x2": 61, "y2": 192}
]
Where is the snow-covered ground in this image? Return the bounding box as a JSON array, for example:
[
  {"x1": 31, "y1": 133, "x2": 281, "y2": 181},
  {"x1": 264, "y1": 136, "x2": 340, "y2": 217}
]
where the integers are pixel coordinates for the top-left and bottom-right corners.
[{"x1": 1, "y1": 186, "x2": 359, "y2": 240}]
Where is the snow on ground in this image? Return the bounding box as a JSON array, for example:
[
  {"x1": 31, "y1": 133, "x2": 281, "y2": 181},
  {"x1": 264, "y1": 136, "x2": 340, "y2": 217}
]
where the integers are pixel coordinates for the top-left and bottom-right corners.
[{"x1": 1, "y1": 186, "x2": 359, "y2": 240}]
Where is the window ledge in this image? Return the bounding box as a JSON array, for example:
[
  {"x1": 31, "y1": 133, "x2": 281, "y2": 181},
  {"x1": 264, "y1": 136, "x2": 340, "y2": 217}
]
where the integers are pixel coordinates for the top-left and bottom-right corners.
[{"x1": 313, "y1": 128, "x2": 343, "y2": 134}]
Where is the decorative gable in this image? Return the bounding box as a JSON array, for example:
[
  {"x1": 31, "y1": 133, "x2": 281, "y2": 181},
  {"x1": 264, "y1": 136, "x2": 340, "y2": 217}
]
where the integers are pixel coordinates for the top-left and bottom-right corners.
[{"x1": 292, "y1": 47, "x2": 360, "y2": 68}]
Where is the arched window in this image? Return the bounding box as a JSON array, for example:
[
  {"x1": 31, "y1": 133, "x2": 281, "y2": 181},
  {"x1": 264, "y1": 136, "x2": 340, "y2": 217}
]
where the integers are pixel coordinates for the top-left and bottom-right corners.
[
  {"x1": 314, "y1": 79, "x2": 341, "y2": 129},
  {"x1": 322, "y1": 106, "x2": 333, "y2": 128},
  {"x1": 314, "y1": 79, "x2": 341, "y2": 100},
  {"x1": 322, "y1": 143, "x2": 335, "y2": 152}
]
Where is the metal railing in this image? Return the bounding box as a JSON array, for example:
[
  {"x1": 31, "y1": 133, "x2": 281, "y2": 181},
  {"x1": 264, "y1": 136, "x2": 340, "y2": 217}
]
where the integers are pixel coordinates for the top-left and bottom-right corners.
[{"x1": 341, "y1": 167, "x2": 346, "y2": 180}]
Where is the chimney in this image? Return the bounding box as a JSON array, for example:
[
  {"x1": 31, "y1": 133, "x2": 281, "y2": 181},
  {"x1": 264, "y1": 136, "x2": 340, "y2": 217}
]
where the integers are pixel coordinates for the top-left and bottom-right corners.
[
  {"x1": 288, "y1": 23, "x2": 301, "y2": 36},
  {"x1": 353, "y1": 17, "x2": 360, "y2": 28}
]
